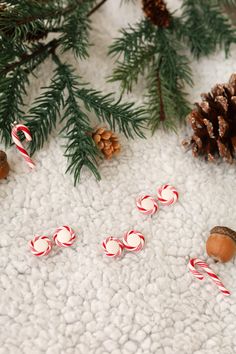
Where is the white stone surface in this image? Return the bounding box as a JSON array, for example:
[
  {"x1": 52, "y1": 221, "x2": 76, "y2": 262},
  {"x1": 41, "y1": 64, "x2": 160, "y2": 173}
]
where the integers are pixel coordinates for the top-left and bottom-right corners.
[{"x1": 1, "y1": 0, "x2": 236, "y2": 353}]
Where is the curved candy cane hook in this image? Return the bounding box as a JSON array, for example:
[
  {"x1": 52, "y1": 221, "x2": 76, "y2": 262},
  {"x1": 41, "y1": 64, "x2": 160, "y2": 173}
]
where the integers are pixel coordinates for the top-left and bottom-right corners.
[
  {"x1": 188, "y1": 258, "x2": 230, "y2": 296},
  {"x1": 11, "y1": 124, "x2": 35, "y2": 169}
]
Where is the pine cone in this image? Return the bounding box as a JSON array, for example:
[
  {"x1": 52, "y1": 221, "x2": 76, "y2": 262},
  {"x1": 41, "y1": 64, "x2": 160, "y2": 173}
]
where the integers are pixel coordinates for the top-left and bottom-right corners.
[
  {"x1": 184, "y1": 73, "x2": 236, "y2": 163},
  {"x1": 92, "y1": 127, "x2": 121, "y2": 159},
  {"x1": 26, "y1": 28, "x2": 48, "y2": 42},
  {"x1": 0, "y1": 150, "x2": 9, "y2": 179},
  {"x1": 142, "y1": 0, "x2": 170, "y2": 28}
]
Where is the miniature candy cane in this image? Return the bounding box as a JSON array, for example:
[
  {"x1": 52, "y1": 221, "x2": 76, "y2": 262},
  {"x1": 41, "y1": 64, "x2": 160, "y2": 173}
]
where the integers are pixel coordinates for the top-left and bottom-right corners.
[
  {"x1": 123, "y1": 230, "x2": 145, "y2": 252},
  {"x1": 157, "y1": 184, "x2": 178, "y2": 206},
  {"x1": 188, "y1": 258, "x2": 230, "y2": 296},
  {"x1": 29, "y1": 235, "x2": 52, "y2": 257},
  {"x1": 53, "y1": 225, "x2": 76, "y2": 248},
  {"x1": 102, "y1": 237, "x2": 124, "y2": 258},
  {"x1": 136, "y1": 195, "x2": 158, "y2": 215},
  {"x1": 11, "y1": 123, "x2": 35, "y2": 169}
]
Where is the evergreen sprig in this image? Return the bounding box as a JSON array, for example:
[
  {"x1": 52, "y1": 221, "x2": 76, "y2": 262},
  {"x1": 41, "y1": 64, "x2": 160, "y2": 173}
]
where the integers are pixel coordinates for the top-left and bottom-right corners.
[
  {"x1": 59, "y1": 63, "x2": 102, "y2": 184},
  {"x1": 0, "y1": 68, "x2": 28, "y2": 145},
  {"x1": 0, "y1": 0, "x2": 65, "y2": 41},
  {"x1": 179, "y1": 0, "x2": 236, "y2": 58},
  {"x1": 24, "y1": 64, "x2": 67, "y2": 154},
  {"x1": 60, "y1": 1, "x2": 93, "y2": 58},
  {"x1": 0, "y1": 0, "x2": 147, "y2": 184},
  {"x1": 109, "y1": 0, "x2": 236, "y2": 131},
  {"x1": 77, "y1": 88, "x2": 146, "y2": 138}
]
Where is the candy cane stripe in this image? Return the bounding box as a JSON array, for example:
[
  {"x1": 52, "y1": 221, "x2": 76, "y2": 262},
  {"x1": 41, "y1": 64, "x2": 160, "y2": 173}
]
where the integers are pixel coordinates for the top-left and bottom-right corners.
[
  {"x1": 157, "y1": 184, "x2": 178, "y2": 206},
  {"x1": 123, "y1": 230, "x2": 145, "y2": 253},
  {"x1": 102, "y1": 237, "x2": 124, "y2": 258},
  {"x1": 136, "y1": 195, "x2": 158, "y2": 215},
  {"x1": 29, "y1": 235, "x2": 52, "y2": 257},
  {"x1": 188, "y1": 258, "x2": 230, "y2": 296}
]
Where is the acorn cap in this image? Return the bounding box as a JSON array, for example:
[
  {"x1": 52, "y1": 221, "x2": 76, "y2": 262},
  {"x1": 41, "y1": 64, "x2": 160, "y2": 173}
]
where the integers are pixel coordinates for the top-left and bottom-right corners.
[
  {"x1": 210, "y1": 226, "x2": 236, "y2": 243},
  {"x1": 0, "y1": 150, "x2": 7, "y2": 164}
]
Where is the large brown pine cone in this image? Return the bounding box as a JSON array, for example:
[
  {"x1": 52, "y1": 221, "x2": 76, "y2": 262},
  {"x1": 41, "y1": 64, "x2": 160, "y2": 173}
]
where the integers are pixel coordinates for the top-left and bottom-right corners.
[
  {"x1": 142, "y1": 0, "x2": 170, "y2": 28},
  {"x1": 184, "y1": 74, "x2": 236, "y2": 163},
  {"x1": 92, "y1": 127, "x2": 121, "y2": 160}
]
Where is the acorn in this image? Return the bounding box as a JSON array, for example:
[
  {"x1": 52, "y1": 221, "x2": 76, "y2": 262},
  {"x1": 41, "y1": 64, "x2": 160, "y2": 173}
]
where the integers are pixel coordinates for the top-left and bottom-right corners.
[
  {"x1": 206, "y1": 226, "x2": 236, "y2": 263},
  {"x1": 0, "y1": 150, "x2": 10, "y2": 179}
]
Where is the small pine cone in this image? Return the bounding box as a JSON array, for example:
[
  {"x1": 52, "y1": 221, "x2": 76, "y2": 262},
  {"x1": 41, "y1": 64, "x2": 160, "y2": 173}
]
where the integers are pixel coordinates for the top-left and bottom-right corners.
[
  {"x1": 26, "y1": 28, "x2": 48, "y2": 42},
  {"x1": 92, "y1": 127, "x2": 121, "y2": 160},
  {"x1": 184, "y1": 73, "x2": 236, "y2": 163},
  {"x1": 142, "y1": 0, "x2": 171, "y2": 28}
]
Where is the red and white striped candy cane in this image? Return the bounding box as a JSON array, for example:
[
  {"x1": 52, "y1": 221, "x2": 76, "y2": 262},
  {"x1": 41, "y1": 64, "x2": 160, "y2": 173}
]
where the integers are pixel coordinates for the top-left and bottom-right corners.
[
  {"x1": 157, "y1": 184, "x2": 178, "y2": 206},
  {"x1": 11, "y1": 124, "x2": 35, "y2": 169},
  {"x1": 53, "y1": 225, "x2": 76, "y2": 248},
  {"x1": 188, "y1": 258, "x2": 230, "y2": 296},
  {"x1": 123, "y1": 230, "x2": 145, "y2": 252},
  {"x1": 136, "y1": 195, "x2": 158, "y2": 215},
  {"x1": 29, "y1": 235, "x2": 52, "y2": 257},
  {"x1": 102, "y1": 236, "x2": 124, "y2": 258}
]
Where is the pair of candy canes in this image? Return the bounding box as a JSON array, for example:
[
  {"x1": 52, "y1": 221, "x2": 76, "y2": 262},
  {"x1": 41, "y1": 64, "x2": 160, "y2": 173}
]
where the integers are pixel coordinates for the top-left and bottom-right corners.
[{"x1": 11, "y1": 124, "x2": 230, "y2": 296}]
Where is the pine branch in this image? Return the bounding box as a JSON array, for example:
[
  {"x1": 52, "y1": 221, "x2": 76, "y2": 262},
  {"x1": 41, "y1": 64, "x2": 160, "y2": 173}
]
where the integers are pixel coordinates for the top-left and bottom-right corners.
[
  {"x1": 0, "y1": 0, "x2": 108, "y2": 76},
  {"x1": 59, "y1": 64, "x2": 101, "y2": 184},
  {"x1": 76, "y1": 88, "x2": 147, "y2": 138},
  {"x1": 180, "y1": 0, "x2": 236, "y2": 58},
  {"x1": 109, "y1": 45, "x2": 156, "y2": 93},
  {"x1": 56, "y1": 61, "x2": 146, "y2": 183},
  {"x1": 146, "y1": 65, "x2": 190, "y2": 132},
  {"x1": 155, "y1": 28, "x2": 193, "y2": 89},
  {"x1": 109, "y1": 19, "x2": 156, "y2": 92},
  {"x1": 0, "y1": 39, "x2": 59, "y2": 76},
  {"x1": 109, "y1": 19, "x2": 192, "y2": 131},
  {"x1": 0, "y1": 0, "x2": 67, "y2": 41},
  {"x1": 60, "y1": 1, "x2": 93, "y2": 58},
  {"x1": 0, "y1": 0, "x2": 149, "y2": 185},
  {"x1": 23, "y1": 65, "x2": 67, "y2": 154},
  {"x1": 0, "y1": 69, "x2": 29, "y2": 146},
  {"x1": 108, "y1": 19, "x2": 155, "y2": 61},
  {"x1": 156, "y1": 69, "x2": 165, "y2": 122}
]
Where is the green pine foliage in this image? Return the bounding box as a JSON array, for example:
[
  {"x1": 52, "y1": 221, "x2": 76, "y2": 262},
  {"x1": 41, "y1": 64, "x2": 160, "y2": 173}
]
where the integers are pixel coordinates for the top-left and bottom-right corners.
[
  {"x1": 109, "y1": 0, "x2": 236, "y2": 131},
  {"x1": 179, "y1": 0, "x2": 236, "y2": 58},
  {"x1": 0, "y1": 0, "x2": 147, "y2": 184},
  {"x1": 0, "y1": 68, "x2": 28, "y2": 145}
]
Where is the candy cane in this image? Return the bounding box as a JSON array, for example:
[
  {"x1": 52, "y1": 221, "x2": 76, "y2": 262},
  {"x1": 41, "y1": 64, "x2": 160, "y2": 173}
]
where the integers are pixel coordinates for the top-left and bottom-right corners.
[
  {"x1": 11, "y1": 124, "x2": 35, "y2": 169},
  {"x1": 53, "y1": 225, "x2": 76, "y2": 248},
  {"x1": 188, "y1": 258, "x2": 230, "y2": 296},
  {"x1": 157, "y1": 184, "x2": 178, "y2": 206},
  {"x1": 123, "y1": 230, "x2": 145, "y2": 252},
  {"x1": 136, "y1": 195, "x2": 158, "y2": 215}
]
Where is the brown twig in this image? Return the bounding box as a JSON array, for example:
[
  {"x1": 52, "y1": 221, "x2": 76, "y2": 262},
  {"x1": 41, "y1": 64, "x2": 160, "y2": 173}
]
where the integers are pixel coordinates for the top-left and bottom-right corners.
[
  {"x1": 87, "y1": 0, "x2": 108, "y2": 16},
  {"x1": 0, "y1": 0, "x2": 109, "y2": 76},
  {"x1": 156, "y1": 68, "x2": 165, "y2": 121},
  {"x1": 0, "y1": 39, "x2": 59, "y2": 76}
]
